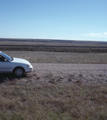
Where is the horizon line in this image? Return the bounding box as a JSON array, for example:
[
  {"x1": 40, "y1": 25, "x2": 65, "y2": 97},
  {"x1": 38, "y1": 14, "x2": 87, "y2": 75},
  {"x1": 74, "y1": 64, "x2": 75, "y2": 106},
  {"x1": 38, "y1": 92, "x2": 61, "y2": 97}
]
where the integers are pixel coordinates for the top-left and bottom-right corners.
[{"x1": 0, "y1": 37, "x2": 107, "y2": 42}]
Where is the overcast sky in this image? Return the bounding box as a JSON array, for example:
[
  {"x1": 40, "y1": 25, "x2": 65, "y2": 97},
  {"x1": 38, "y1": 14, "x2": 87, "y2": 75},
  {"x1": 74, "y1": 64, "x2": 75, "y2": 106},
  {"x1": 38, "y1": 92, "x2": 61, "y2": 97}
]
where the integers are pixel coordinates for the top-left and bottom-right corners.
[{"x1": 0, "y1": 0, "x2": 107, "y2": 41}]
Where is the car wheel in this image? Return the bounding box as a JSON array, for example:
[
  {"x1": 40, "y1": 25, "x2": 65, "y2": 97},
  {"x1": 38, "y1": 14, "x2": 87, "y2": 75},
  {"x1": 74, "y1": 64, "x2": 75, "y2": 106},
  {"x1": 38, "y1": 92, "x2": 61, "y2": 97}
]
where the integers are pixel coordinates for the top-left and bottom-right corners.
[{"x1": 14, "y1": 67, "x2": 25, "y2": 77}]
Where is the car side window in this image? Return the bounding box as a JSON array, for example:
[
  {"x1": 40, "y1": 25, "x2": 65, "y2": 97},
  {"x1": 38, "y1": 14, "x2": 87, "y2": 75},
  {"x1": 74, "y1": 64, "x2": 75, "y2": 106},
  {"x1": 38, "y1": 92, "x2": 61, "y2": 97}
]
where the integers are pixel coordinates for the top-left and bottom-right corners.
[{"x1": 0, "y1": 55, "x2": 5, "y2": 62}]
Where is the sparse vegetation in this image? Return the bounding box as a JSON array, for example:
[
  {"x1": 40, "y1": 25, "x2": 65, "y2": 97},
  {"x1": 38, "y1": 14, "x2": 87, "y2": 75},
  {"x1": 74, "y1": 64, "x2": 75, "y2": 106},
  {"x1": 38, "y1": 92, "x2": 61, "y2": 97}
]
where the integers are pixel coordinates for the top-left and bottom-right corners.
[
  {"x1": 0, "y1": 82, "x2": 107, "y2": 120},
  {"x1": 2, "y1": 51, "x2": 107, "y2": 64}
]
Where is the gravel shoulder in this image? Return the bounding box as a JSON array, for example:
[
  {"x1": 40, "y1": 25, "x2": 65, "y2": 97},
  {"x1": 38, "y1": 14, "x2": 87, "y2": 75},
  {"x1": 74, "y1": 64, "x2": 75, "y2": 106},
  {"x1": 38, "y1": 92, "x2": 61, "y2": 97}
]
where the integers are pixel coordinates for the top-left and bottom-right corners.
[
  {"x1": 32, "y1": 63, "x2": 107, "y2": 74},
  {"x1": 28, "y1": 63, "x2": 107, "y2": 85}
]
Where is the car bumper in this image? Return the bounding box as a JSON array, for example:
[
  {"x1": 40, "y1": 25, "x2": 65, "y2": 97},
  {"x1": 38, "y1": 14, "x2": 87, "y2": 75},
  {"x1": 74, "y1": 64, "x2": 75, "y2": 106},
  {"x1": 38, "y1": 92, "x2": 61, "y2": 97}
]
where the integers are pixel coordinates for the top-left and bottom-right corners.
[
  {"x1": 25, "y1": 64, "x2": 33, "y2": 73},
  {"x1": 25, "y1": 68, "x2": 33, "y2": 73}
]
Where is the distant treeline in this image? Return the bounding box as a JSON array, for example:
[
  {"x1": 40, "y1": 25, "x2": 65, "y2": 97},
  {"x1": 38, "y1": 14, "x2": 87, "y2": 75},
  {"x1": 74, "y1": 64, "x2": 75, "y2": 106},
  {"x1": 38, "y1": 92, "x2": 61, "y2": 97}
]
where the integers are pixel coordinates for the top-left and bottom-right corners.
[{"x1": 0, "y1": 38, "x2": 107, "y2": 44}]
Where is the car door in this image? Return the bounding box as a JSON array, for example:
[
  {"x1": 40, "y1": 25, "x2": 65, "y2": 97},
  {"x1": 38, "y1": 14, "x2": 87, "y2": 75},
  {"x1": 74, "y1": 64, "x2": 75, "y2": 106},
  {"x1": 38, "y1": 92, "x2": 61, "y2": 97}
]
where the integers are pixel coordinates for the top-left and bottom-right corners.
[{"x1": 0, "y1": 55, "x2": 11, "y2": 73}]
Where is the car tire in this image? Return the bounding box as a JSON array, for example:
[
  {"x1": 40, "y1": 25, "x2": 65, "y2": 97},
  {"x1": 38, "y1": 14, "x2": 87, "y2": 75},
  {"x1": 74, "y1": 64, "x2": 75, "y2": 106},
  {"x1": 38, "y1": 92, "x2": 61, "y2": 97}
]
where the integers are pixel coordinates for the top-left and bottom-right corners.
[{"x1": 13, "y1": 67, "x2": 25, "y2": 77}]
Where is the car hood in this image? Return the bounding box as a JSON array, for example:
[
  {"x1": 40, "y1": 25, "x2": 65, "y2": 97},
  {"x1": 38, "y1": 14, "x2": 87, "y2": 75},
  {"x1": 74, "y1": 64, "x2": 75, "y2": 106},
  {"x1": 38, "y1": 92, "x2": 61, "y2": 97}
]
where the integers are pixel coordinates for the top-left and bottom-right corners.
[{"x1": 11, "y1": 57, "x2": 31, "y2": 65}]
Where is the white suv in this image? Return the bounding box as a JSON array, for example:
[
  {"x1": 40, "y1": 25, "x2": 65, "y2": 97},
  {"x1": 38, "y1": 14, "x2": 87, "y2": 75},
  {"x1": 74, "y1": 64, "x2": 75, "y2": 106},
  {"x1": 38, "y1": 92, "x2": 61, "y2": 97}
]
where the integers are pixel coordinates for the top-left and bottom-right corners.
[{"x1": 0, "y1": 51, "x2": 33, "y2": 77}]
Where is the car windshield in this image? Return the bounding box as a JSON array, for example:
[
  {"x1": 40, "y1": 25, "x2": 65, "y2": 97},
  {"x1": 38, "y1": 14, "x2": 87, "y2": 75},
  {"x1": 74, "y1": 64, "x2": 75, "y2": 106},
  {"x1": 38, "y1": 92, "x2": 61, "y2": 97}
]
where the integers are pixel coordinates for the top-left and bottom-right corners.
[{"x1": 1, "y1": 52, "x2": 13, "y2": 61}]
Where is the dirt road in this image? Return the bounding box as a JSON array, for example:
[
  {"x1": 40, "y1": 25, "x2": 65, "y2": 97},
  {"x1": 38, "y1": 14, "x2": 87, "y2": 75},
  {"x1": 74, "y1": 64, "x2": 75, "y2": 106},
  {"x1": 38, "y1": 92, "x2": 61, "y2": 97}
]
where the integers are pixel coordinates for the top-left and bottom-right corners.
[
  {"x1": 28, "y1": 63, "x2": 107, "y2": 85},
  {"x1": 32, "y1": 63, "x2": 107, "y2": 74}
]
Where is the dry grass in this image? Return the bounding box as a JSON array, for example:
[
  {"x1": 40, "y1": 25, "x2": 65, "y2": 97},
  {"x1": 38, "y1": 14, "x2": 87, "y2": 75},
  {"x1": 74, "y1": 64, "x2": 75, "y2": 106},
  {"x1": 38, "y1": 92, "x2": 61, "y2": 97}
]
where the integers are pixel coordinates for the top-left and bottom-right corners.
[
  {"x1": 0, "y1": 70, "x2": 107, "y2": 119},
  {"x1": 2, "y1": 51, "x2": 107, "y2": 64},
  {"x1": 0, "y1": 45, "x2": 107, "y2": 119},
  {"x1": 0, "y1": 82, "x2": 107, "y2": 120}
]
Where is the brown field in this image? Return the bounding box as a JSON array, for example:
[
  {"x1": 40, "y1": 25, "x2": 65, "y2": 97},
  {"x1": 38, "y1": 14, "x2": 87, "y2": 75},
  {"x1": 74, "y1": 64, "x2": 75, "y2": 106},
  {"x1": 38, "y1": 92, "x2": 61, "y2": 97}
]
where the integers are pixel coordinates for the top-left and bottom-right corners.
[
  {"x1": 2, "y1": 51, "x2": 107, "y2": 64},
  {"x1": 0, "y1": 39, "x2": 107, "y2": 120}
]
